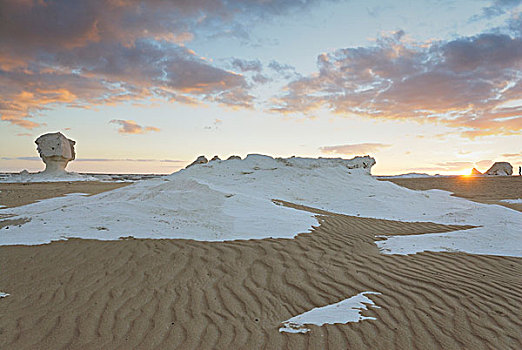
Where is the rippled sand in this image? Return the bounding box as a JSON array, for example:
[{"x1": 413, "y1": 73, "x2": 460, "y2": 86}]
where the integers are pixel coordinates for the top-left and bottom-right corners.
[{"x1": 0, "y1": 179, "x2": 520, "y2": 349}]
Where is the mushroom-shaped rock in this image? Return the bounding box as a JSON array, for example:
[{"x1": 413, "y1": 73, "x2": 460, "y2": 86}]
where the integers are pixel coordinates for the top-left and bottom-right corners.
[
  {"x1": 227, "y1": 155, "x2": 241, "y2": 160},
  {"x1": 471, "y1": 168, "x2": 482, "y2": 175},
  {"x1": 210, "y1": 155, "x2": 221, "y2": 161},
  {"x1": 35, "y1": 132, "x2": 76, "y2": 175},
  {"x1": 186, "y1": 155, "x2": 208, "y2": 168},
  {"x1": 485, "y1": 162, "x2": 513, "y2": 176}
]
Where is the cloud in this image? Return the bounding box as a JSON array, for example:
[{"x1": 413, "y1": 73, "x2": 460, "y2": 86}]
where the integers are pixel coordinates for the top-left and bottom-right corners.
[
  {"x1": 0, "y1": 0, "x2": 326, "y2": 128},
  {"x1": 1, "y1": 115, "x2": 42, "y2": 129},
  {"x1": 320, "y1": 143, "x2": 391, "y2": 155},
  {"x1": 268, "y1": 60, "x2": 299, "y2": 79},
  {"x1": 273, "y1": 29, "x2": 522, "y2": 138},
  {"x1": 502, "y1": 152, "x2": 522, "y2": 157},
  {"x1": 0, "y1": 0, "x2": 324, "y2": 52},
  {"x1": 231, "y1": 58, "x2": 263, "y2": 72},
  {"x1": 435, "y1": 161, "x2": 474, "y2": 169},
  {"x1": 475, "y1": 0, "x2": 522, "y2": 19},
  {"x1": 0, "y1": 40, "x2": 251, "y2": 128},
  {"x1": 110, "y1": 119, "x2": 161, "y2": 134},
  {"x1": 16, "y1": 133, "x2": 33, "y2": 137},
  {"x1": 227, "y1": 58, "x2": 298, "y2": 85}
]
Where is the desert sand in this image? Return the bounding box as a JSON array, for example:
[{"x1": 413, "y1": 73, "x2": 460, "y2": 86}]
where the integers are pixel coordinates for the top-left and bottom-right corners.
[
  {"x1": 381, "y1": 176, "x2": 522, "y2": 212},
  {"x1": 0, "y1": 182, "x2": 130, "y2": 209},
  {"x1": 0, "y1": 178, "x2": 521, "y2": 349}
]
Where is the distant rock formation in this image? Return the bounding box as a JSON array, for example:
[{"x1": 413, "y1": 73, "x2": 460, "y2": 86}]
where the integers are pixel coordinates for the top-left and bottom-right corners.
[
  {"x1": 347, "y1": 156, "x2": 376, "y2": 171},
  {"x1": 210, "y1": 155, "x2": 221, "y2": 161},
  {"x1": 227, "y1": 155, "x2": 241, "y2": 160},
  {"x1": 0, "y1": 132, "x2": 98, "y2": 182},
  {"x1": 276, "y1": 155, "x2": 376, "y2": 174},
  {"x1": 186, "y1": 155, "x2": 208, "y2": 168},
  {"x1": 35, "y1": 132, "x2": 76, "y2": 175},
  {"x1": 485, "y1": 162, "x2": 513, "y2": 176},
  {"x1": 471, "y1": 168, "x2": 482, "y2": 175}
]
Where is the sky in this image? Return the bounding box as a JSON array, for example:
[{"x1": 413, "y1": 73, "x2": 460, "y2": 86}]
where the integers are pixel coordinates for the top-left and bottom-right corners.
[{"x1": 0, "y1": 0, "x2": 521, "y2": 175}]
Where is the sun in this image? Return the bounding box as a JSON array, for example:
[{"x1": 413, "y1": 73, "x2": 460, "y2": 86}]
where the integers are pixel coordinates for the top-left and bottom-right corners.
[{"x1": 458, "y1": 169, "x2": 476, "y2": 177}]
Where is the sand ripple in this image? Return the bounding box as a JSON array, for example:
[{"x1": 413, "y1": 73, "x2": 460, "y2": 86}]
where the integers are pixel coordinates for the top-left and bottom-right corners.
[{"x1": 0, "y1": 203, "x2": 520, "y2": 349}]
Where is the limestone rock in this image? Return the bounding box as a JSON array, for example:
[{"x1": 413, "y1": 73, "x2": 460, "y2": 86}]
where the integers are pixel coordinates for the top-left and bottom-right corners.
[
  {"x1": 355, "y1": 156, "x2": 376, "y2": 170},
  {"x1": 227, "y1": 155, "x2": 241, "y2": 160},
  {"x1": 485, "y1": 162, "x2": 513, "y2": 176},
  {"x1": 186, "y1": 155, "x2": 208, "y2": 168},
  {"x1": 471, "y1": 168, "x2": 482, "y2": 175},
  {"x1": 35, "y1": 132, "x2": 76, "y2": 175},
  {"x1": 210, "y1": 155, "x2": 221, "y2": 161}
]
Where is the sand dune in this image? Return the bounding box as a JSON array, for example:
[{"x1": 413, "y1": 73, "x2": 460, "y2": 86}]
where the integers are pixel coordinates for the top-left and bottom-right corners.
[{"x1": 1, "y1": 201, "x2": 520, "y2": 349}]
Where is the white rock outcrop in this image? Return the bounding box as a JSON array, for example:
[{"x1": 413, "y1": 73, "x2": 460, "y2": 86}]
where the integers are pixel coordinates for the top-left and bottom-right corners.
[
  {"x1": 471, "y1": 168, "x2": 482, "y2": 175},
  {"x1": 35, "y1": 132, "x2": 76, "y2": 175},
  {"x1": 485, "y1": 162, "x2": 513, "y2": 176},
  {"x1": 0, "y1": 132, "x2": 98, "y2": 182},
  {"x1": 186, "y1": 155, "x2": 208, "y2": 168}
]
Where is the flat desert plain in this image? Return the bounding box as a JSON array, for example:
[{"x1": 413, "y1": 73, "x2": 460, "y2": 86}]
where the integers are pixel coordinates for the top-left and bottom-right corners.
[
  {"x1": 380, "y1": 175, "x2": 522, "y2": 212},
  {"x1": 0, "y1": 177, "x2": 520, "y2": 349}
]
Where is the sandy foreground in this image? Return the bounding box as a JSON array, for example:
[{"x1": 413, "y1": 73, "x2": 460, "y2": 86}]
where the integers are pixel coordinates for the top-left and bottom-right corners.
[{"x1": 0, "y1": 178, "x2": 521, "y2": 349}]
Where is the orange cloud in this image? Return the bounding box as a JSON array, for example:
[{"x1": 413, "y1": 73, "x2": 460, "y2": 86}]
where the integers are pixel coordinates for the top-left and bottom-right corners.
[
  {"x1": 502, "y1": 152, "x2": 522, "y2": 157},
  {"x1": 109, "y1": 119, "x2": 161, "y2": 134},
  {"x1": 1, "y1": 115, "x2": 41, "y2": 129},
  {"x1": 0, "y1": 42, "x2": 252, "y2": 129},
  {"x1": 1, "y1": 0, "x2": 280, "y2": 129}
]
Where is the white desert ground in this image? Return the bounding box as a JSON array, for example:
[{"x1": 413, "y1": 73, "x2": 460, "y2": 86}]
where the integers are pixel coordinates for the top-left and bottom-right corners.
[{"x1": 0, "y1": 155, "x2": 521, "y2": 349}]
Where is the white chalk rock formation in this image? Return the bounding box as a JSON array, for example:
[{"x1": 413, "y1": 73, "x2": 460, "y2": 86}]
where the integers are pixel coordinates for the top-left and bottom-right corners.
[
  {"x1": 471, "y1": 168, "x2": 482, "y2": 175},
  {"x1": 186, "y1": 155, "x2": 208, "y2": 168},
  {"x1": 3, "y1": 152, "x2": 521, "y2": 257},
  {"x1": 485, "y1": 162, "x2": 513, "y2": 176},
  {"x1": 210, "y1": 155, "x2": 221, "y2": 161},
  {"x1": 227, "y1": 155, "x2": 241, "y2": 160},
  {"x1": 35, "y1": 132, "x2": 76, "y2": 175}
]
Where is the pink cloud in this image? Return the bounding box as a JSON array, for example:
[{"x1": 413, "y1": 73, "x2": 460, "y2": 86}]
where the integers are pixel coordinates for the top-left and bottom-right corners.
[
  {"x1": 110, "y1": 119, "x2": 161, "y2": 134},
  {"x1": 273, "y1": 30, "x2": 522, "y2": 138}
]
